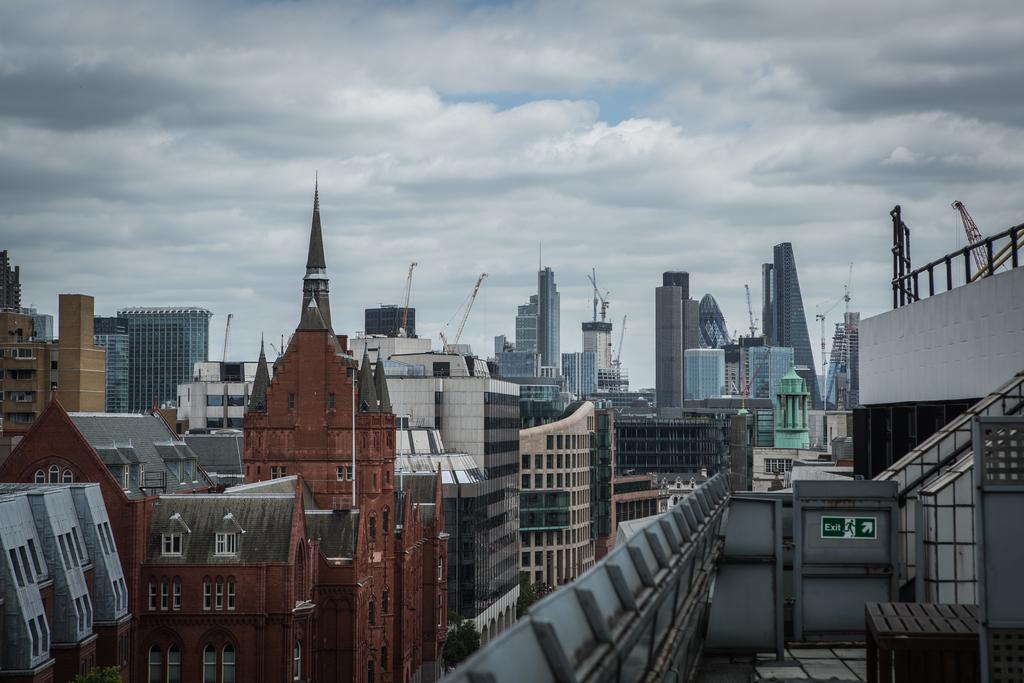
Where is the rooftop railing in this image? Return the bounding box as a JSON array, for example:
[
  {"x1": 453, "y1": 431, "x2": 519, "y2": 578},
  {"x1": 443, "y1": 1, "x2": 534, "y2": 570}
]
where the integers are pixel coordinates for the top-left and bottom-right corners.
[{"x1": 443, "y1": 473, "x2": 730, "y2": 683}]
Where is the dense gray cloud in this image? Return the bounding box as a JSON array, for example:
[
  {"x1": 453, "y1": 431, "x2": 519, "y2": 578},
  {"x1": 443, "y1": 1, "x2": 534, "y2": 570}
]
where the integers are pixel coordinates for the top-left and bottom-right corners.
[{"x1": 1, "y1": 0, "x2": 1022, "y2": 387}]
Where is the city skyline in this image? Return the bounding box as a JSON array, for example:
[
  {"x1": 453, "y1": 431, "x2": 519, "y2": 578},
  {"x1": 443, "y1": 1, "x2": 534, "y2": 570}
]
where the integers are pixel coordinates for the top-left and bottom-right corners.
[{"x1": 3, "y1": 2, "x2": 1021, "y2": 388}]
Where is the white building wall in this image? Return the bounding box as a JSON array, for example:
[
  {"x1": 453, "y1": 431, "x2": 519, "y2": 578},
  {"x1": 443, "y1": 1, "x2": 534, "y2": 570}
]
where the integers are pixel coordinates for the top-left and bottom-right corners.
[{"x1": 860, "y1": 265, "x2": 1024, "y2": 404}]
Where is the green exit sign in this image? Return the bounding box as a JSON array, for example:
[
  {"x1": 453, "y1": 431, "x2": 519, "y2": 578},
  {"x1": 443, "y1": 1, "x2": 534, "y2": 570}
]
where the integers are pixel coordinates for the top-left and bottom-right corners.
[{"x1": 821, "y1": 516, "x2": 877, "y2": 539}]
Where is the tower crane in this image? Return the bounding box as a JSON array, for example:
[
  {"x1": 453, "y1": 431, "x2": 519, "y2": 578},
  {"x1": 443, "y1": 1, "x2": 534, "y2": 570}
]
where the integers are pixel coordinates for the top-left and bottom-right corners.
[
  {"x1": 221, "y1": 313, "x2": 233, "y2": 363},
  {"x1": 952, "y1": 200, "x2": 989, "y2": 273},
  {"x1": 439, "y1": 273, "x2": 488, "y2": 353},
  {"x1": 613, "y1": 315, "x2": 626, "y2": 367},
  {"x1": 399, "y1": 262, "x2": 418, "y2": 337},
  {"x1": 587, "y1": 269, "x2": 611, "y2": 323},
  {"x1": 744, "y1": 284, "x2": 758, "y2": 338}
]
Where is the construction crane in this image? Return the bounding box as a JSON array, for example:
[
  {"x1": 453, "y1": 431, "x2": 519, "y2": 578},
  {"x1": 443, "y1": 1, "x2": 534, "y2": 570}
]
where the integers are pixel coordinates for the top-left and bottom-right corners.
[
  {"x1": 613, "y1": 315, "x2": 626, "y2": 367},
  {"x1": 221, "y1": 313, "x2": 233, "y2": 363},
  {"x1": 813, "y1": 262, "x2": 853, "y2": 405},
  {"x1": 587, "y1": 269, "x2": 610, "y2": 322},
  {"x1": 952, "y1": 200, "x2": 989, "y2": 273},
  {"x1": 399, "y1": 262, "x2": 418, "y2": 337},
  {"x1": 439, "y1": 273, "x2": 487, "y2": 353},
  {"x1": 743, "y1": 284, "x2": 757, "y2": 338}
]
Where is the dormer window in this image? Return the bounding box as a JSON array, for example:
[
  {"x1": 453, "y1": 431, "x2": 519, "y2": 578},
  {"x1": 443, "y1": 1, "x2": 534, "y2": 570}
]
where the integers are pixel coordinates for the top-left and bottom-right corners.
[
  {"x1": 215, "y1": 532, "x2": 238, "y2": 555},
  {"x1": 162, "y1": 533, "x2": 182, "y2": 556}
]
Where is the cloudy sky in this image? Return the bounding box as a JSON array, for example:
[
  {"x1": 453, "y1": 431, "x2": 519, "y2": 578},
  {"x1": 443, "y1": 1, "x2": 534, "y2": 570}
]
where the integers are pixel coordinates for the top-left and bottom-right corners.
[{"x1": 2, "y1": 0, "x2": 1022, "y2": 387}]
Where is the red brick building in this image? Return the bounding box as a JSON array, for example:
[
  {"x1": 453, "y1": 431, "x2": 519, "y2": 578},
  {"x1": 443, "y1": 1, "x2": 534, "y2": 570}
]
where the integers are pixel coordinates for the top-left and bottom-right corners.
[{"x1": 0, "y1": 185, "x2": 447, "y2": 682}]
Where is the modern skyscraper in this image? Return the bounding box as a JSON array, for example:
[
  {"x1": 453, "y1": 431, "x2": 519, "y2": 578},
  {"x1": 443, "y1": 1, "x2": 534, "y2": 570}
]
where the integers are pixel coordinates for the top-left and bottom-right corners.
[
  {"x1": 515, "y1": 295, "x2": 539, "y2": 354},
  {"x1": 94, "y1": 316, "x2": 129, "y2": 412},
  {"x1": 747, "y1": 345, "x2": 795, "y2": 405},
  {"x1": 363, "y1": 304, "x2": 415, "y2": 337},
  {"x1": 562, "y1": 351, "x2": 597, "y2": 398},
  {"x1": 824, "y1": 311, "x2": 861, "y2": 409},
  {"x1": 582, "y1": 321, "x2": 613, "y2": 369},
  {"x1": 537, "y1": 267, "x2": 560, "y2": 369},
  {"x1": 697, "y1": 294, "x2": 730, "y2": 348},
  {"x1": 118, "y1": 306, "x2": 212, "y2": 411},
  {"x1": 655, "y1": 272, "x2": 699, "y2": 409},
  {"x1": 0, "y1": 250, "x2": 21, "y2": 310},
  {"x1": 762, "y1": 243, "x2": 820, "y2": 408},
  {"x1": 684, "y1": 348, "x2": 725, "y2": 401}
]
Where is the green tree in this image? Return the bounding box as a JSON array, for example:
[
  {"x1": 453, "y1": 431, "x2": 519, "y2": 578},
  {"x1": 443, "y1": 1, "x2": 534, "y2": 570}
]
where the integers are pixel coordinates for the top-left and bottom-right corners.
[
  {"x1": 516, "y1": 571, "x2": 553, "y2": 618},
  {"x1": 72, "y1": 667, "x2": 122, "y2": 683},
  {"x1": 443, "y1": 611, "x2": 481, "y2": 669}
]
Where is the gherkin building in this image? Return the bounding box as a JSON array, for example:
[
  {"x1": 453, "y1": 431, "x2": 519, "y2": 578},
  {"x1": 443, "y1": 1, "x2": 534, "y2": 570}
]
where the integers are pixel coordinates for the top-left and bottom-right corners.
[{"x1": 698, "y1": 294, "x2": 731, "y2": 348}]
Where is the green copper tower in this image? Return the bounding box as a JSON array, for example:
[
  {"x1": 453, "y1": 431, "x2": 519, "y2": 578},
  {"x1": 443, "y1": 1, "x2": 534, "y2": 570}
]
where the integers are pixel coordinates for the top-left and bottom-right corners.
[{"x1": 774, "y1": 365, "x2": 810, "y2": 448}]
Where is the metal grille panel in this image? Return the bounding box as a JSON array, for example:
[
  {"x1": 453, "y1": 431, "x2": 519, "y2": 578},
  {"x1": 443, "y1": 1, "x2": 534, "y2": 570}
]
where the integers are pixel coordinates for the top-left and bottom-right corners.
[
  {"x1": 989, "y1": 629, "x2": 1024, "y2": 682},
  {"x1": 981, "y1": 423, "x2": 1024, "y2": 485}
]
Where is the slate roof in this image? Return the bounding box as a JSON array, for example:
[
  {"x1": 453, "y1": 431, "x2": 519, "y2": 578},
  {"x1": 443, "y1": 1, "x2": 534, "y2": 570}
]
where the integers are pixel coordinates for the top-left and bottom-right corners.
[
  {"x1": 146, "y1": 494, "x2": 296, "y2": 564},
  {"x1": 184, "y1": 433, "x2": 245, "y2": 485},
  {"x1": 304, "y1": 509, "x2": 357, "y2": 559},
  {"x1": 69, "y1": 412, "x2": 214, "y2": 497}
]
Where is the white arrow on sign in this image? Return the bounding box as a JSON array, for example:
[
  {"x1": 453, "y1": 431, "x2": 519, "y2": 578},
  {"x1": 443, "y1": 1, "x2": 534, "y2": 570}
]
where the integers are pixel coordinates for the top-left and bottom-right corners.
[{"x1": 860, "y1": 520, "x2": 874, "y2": 536}]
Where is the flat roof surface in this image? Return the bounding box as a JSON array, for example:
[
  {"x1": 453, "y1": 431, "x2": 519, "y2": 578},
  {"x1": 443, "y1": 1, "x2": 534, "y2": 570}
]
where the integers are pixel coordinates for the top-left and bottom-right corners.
[{"x1": 698, "y1": 645, "x2": 867, "y2": 682}]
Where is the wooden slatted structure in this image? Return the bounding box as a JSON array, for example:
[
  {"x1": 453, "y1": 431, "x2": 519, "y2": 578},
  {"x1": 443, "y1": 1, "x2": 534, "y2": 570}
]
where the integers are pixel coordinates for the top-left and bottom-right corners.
[{"x1": 866, "y1": 602, "x2": 979, "y2": 683}]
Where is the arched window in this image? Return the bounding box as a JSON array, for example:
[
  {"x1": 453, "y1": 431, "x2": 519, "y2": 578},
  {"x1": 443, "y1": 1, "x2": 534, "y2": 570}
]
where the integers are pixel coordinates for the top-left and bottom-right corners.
[
  {"x1": 215, "y1": 577, "x2": 224, "y2": 610},
  {"x1": 381, "y1": 589, "x2": 389, "y2": 614},
  {"x1": 62, "y1": 469, "x2": 73, "y2": 483},
  {"x1": 167, "y1": 644, "x2": 181, "y2": 683},
  {"x1": 369, "y1": 515, "x2": 377, "y2": 542},
  {"x1": 203, "y1": 645, "x2": 217, "y2": 683},
  {"x1": 227, "y1": 577, "x2": 236, "y2": 610},
  {"x1": 223, "y1": 644, "x2": 236, "y2": 683},
  {"x1": 148, "y1": 645, "x2": 162, "y2": 683},
  {"x1": 48, "y1": 465, "x2": 59, "y2": 484},
  {"x1": 148, "y1": 579, "x2": 157, "y2": 610},
  {"x1": 369, "y1": 599, "x2": 376, "y2": 626},
  {"x1": 367, "y1": 658, "x2": 375, "y2": 683},
  {"x1": 381, "y1": 644, "x2": 388, "y2": 670},
  {"x1": 34, "y1": 469, "x2": 45, "y2": 484},
  {"x1": 382, "y1": 508, "x2": 389, "y2": 534},
  {"x1": 160, "y1": 577, "x2": 169, "y2": 610},
  {"x1": 203, "y1": 578, "x2": 212, "y2": 610},
  {"x1": 293, "y1": 641, "x2": 301, "y2": 680},
  {"x1": 172, "y1": 577, "x2": 181, "y2": 610}
]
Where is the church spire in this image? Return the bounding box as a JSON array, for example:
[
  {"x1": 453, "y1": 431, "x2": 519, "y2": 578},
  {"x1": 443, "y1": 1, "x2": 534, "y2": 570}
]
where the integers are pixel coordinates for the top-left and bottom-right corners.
[
  {"x1": 374, "y1": 358, "x2": 391, "y2": 414},
  {"x1": 248, "y1": 336, "x2": 271, "y2": 412},
  {"x1": 301, "y1": 179, "x2": 332, "y2": 327},
  {"x1": 358, "y1": 351, "x2": 378, "y2": 412}
]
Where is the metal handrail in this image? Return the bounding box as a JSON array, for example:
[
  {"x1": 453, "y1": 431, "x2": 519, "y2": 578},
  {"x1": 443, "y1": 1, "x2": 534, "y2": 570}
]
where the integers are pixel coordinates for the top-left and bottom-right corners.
[{"x1": 442, "y1": 474, "x2": 731, "y2": 683}]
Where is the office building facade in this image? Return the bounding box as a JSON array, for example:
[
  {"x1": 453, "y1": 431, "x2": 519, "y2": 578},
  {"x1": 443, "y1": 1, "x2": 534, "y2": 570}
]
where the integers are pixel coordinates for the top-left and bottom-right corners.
[
  {"x1": 561, "y1": 351, "x2": 597, "y2": 398},
  {"x1": 697, "y1": 294, "x2": 730, "y2": 349},
  {"x1": 762, "y1": 243, "x2": 820, "y2": 408},
  {"x1": 94, "y1": 316, "x2": 129, "y2": 413},
  {"x1": 747, "y1": 345, "x2": 795, "y2": 406},
  {"x1": 118, "y1": 307, "x2": 212, "y2": 411},
  {"x1": 364, "y1": 304, "x2": 416, "y2": 337},
  {"x1": 537, "y1": 267, "x2": 560, "y2": 369},
  {"x1": 519, "y1": 401, "x2": 597, "y2": 589},
  {"x1": 655, "y1": 272, "x2": 699, "y2": 410},
  {"x1": 175, "y1": 360, "x2": 265, "y2": 431},
  {"x1": 615, "y1": 415, "x2": 728, "y2": 475},
  {"x1": 684, "y1": 348, "x2": 725, "y2": 401}
]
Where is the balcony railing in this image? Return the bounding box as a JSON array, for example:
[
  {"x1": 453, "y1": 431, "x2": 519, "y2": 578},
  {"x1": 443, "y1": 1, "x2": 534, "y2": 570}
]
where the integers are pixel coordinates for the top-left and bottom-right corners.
[{"x1": 443, "y1": 474, "x2": 730, "y2": 682}]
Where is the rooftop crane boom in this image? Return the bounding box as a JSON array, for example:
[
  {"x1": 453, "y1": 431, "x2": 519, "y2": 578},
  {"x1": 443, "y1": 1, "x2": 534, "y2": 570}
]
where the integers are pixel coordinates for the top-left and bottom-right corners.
[
  {"x1": 614, "y1": 315, "x2": 626, "y2": 366},
  {"x1": 400, "y1": 262, "x2": 418, "y2": 337},
  {"x1": 441, "y1": 273, "x2": 488, "y2": 353},
  {"x1": 587, "y1": 269, "x2": 610, "y2": 322},
  {"x1": 744, "y1": 284, "x2": 757, "y2": 338},
  {"x1": 952, "y1": 200, "x2": 988, "y2": 273},
  {"x1": 221, "y1": 313, "x2": 233, "y2": 363}
]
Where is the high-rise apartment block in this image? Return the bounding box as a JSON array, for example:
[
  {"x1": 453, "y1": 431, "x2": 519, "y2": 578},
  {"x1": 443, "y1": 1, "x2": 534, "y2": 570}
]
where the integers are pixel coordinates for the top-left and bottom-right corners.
[
  {"x1": 655, "y1": 272, "x2": 699, "y2": 410},
  {"x1": 118, "y1": 306, "x2": 212, "y2": 411},
  {"x1": 762, "y1": 243, "x2": 820, "y2": 408},
  {"x1": 537, "y1": 267, "x2": 560, "y2": 369},
  {"x1": 0, "y1": 250, "x2": 20, "y2": 310},
  {"x1": 364, "y1": 304, "x2": 416, "y2": 337},
  {"x1": 684, "y1": 348, "x2": 725, "y2": 401},
  {"x1": 0, "y1": 294, "x2": 105, "y2": 432},
  {"x1": 562, "y1": 351, "x2": 597, "y2": 398},
  {"x1": 94, "y1": 316, "x2": 129, "y2": 413}
]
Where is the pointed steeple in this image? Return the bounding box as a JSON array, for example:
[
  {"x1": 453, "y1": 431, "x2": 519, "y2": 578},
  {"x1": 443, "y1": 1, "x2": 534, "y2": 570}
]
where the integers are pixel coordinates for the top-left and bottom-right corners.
[
  {"x1": 248, "y1": 336, "x2": 271, "y2": 412},
  {"x1": 358, "y1": 350, "x2": 378, "y2": 412},
  {"x1": 374, "y1": 358, "x2": 391, "y2": 414},
  {"x1": 301, "y1": 179, "x2": 332, "y2": 327},
  {"x1": 298, "y1": 297, "x2": 328, "y2": 330}
]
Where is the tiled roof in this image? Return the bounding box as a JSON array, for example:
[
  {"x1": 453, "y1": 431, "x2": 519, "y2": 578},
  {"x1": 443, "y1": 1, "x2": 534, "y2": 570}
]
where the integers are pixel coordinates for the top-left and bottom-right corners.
[
  {"x1": 184, "y1": 433, "x2": 245, "y2": 483},
  {"x1": 69, "y1": 412, "x2": 213, "y2": 497},
  {"x1": 146, "y1": 494, "x2": 295, "y2": 564}
]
